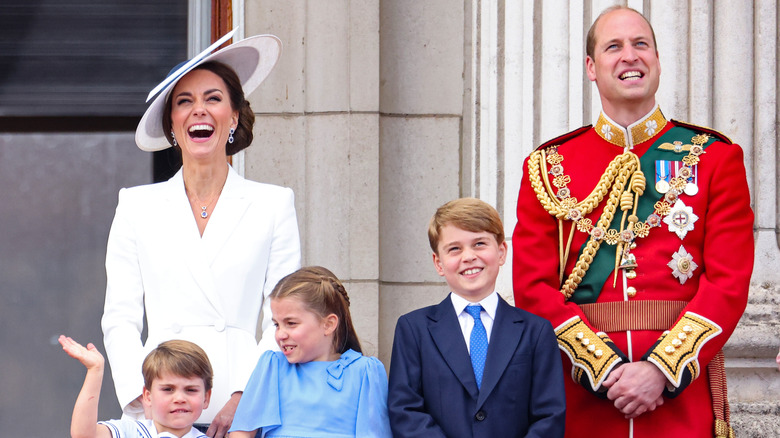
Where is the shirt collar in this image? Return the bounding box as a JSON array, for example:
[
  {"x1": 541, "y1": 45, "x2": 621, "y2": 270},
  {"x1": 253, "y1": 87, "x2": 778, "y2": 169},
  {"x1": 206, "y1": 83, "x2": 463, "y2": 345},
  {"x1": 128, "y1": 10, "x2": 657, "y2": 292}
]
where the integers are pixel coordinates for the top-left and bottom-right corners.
[
  {"x1": 450, "y1": 291, "x2": 499, "y2": 320},
  {"x1": 594, "y1": 104, "x2": 667, "y2": 150},
  {"x1": 138, "y1": 419, "x2": 206, "y2": 438}
]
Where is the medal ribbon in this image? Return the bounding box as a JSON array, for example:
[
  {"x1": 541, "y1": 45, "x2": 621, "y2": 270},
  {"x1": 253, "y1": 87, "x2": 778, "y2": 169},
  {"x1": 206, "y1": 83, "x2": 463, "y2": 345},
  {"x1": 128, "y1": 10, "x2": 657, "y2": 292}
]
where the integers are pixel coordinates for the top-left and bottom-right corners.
[{"x1": 570, "y1": 126, "x2": 716, "y2": 304}]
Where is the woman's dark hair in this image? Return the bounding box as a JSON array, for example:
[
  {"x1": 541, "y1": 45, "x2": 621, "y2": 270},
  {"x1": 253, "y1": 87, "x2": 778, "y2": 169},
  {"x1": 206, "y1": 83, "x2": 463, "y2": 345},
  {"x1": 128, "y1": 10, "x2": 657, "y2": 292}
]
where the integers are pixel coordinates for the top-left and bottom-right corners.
[
  {"x1": 270, "y1": 266, "x2": 362, "y2": 354},
  {"x1": 162, "y1": 61, "x2": 256, "y2": 155}
]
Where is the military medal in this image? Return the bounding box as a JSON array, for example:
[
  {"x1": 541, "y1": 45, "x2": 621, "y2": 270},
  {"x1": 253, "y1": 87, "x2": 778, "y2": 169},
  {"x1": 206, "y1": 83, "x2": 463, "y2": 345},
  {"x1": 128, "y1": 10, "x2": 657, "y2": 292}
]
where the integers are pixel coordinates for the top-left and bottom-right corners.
[
  {"x1": 683, "y1": 163, "x2": 699, "y2": 195},
  {"x1": 527, "y1": 115, "x2": 713, "y2": 299},
  {"x1": 655, "y1": 160, "x2": 671, "y2": 194},
  {"x1": 673, "y1": 161, "x2": 699, "y2": 195},
  {"x1": 663, "y1": 199, "x2": 698, "y2": 239},
  {"x1": 668, "y1": 245, "x2": 698, "y2": 284}
]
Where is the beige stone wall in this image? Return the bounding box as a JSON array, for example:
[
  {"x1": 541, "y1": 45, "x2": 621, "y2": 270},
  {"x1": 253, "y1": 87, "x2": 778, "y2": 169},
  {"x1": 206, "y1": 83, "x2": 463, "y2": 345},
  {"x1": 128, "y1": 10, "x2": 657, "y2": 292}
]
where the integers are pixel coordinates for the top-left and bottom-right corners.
[
  {"x1": 240, "y1": 0, "x2": 779, "y2": 433},
  {"x1": 241, "y1": 0, "x2": 384, "y2": 358},
  {"x1": 241, "y1": 0, "x2": 469, "y2": 363}
]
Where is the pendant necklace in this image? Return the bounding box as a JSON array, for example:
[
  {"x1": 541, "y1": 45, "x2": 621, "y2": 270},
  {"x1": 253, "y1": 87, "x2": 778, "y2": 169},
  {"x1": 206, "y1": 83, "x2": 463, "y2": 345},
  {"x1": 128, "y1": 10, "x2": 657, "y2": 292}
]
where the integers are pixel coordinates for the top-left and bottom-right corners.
[
  {"x1": 188, "y1": 188, "x2": 221, "y2": 220},
  {"x1": 185, "y1": 169, "x2": 228, "y2": 220}
]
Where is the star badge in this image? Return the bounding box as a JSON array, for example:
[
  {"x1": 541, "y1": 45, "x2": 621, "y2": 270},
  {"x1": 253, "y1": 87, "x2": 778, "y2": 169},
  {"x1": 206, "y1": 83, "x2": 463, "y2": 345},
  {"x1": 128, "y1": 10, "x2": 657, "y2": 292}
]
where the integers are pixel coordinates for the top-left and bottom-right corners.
[
  {"x1": 668, "y1": 245, "x2": 698, "y2": 284},
  {"x1": 663, "y1": 199, "x2": 698, "y2": 239}
]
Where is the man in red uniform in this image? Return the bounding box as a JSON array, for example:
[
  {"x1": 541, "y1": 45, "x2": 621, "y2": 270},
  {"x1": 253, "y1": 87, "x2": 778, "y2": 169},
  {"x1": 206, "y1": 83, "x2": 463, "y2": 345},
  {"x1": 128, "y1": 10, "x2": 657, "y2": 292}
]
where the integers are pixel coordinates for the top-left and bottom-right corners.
[{"x1": 512, "y1": 6, "x2": 754, "y2": 438}]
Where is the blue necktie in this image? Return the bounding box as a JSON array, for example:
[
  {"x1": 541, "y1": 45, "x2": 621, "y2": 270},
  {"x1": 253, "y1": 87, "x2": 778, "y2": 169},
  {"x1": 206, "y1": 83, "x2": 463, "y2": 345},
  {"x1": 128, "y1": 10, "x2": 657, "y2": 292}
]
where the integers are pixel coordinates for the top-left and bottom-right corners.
[{"x1": 465, "y1": 305, "x2": 487, "y2": 389}]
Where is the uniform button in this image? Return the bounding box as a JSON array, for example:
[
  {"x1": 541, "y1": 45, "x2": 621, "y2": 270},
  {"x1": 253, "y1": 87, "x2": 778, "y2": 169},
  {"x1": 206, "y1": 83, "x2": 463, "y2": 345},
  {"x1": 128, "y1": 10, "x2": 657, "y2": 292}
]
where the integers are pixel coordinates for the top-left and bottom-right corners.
[
  {"x1": 171, "y1": 323, "x2": 182, "y2": 334},
  {"x1": 475, "y1": 410, "x2": 487, "y2": 421},
  {"x1": 626, "y1": 287, "x2": 637, "y2": 298},
  {"x1": 214, "y1": 319, "x2": 226, "y2": 332}
]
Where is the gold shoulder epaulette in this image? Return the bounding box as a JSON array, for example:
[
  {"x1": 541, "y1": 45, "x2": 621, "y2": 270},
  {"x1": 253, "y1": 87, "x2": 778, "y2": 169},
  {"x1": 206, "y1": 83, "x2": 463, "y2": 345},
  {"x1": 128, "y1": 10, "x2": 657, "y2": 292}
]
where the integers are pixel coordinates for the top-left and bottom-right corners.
[
  {"x1": 671, "y1": 120, "x2": 732, "y2": 144},
  {"x1": 534, "y1": 125, "x2": 592, "y2": 151}
]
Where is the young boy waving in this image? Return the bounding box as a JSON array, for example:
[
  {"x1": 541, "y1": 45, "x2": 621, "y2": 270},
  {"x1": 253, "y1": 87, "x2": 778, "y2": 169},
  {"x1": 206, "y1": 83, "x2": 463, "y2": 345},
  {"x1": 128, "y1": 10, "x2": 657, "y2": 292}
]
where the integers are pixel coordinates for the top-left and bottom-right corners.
[{"x1": 59, "y1": 335, "x2": 211, "y2": 438}]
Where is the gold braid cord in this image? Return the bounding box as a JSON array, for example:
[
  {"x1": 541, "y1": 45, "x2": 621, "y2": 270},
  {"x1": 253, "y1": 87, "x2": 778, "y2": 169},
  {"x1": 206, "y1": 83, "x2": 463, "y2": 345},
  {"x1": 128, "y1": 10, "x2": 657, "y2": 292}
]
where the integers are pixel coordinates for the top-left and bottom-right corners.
[
  {"x1": 528, "y1": 149, "x2": 641, "y2": 299},
  {"x1": 710, "y1": 351, "x2": 734, "y2": 438}
]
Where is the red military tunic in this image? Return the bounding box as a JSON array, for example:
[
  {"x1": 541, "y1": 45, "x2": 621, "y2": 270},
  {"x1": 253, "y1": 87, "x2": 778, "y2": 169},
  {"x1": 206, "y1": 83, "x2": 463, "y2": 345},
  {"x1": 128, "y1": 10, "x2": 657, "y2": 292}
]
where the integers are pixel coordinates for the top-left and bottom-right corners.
[{"x1": 512, "y1": 106, "x2": 753, "y2": 438}]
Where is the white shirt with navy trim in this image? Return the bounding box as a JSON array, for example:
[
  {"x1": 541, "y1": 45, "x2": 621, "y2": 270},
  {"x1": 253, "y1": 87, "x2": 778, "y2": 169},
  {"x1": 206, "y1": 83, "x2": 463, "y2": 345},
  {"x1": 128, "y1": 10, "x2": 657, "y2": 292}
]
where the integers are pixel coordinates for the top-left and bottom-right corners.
[{"x1": 98, "y1": 418, "x2": 206, "y2": 438}]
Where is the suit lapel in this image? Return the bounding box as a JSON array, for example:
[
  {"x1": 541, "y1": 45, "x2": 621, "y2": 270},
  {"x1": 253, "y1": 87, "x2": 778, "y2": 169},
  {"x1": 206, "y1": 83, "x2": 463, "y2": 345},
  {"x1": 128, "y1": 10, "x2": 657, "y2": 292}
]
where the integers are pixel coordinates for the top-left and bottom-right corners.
[
  {"x1": 162, "y1": 170, "x2": 224, "y2": 315},
  {"x1": 428, "y1": 295, "x2": 480, "y2": 400},
  {"x1": 477, "y1": 296, "x2": 524, "y2": 407},
  {"x1": 201, "y1": 166, "x2": 251, "y2": 267}
]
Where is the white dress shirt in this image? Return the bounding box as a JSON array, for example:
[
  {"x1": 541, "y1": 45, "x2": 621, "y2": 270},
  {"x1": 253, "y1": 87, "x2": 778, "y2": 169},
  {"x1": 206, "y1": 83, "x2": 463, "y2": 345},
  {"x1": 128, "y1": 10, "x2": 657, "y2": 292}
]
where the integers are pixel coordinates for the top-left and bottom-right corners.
[{"x1": 450, "y1": 291, "x2": 498, "y2": 352}]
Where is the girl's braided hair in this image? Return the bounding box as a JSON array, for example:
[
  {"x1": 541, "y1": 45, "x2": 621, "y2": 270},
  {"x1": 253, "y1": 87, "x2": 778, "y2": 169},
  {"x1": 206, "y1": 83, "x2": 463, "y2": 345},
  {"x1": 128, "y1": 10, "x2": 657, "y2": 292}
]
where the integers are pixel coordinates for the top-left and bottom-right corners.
[{"x1": 270, "y1": 266, "x2": 361, "y2": 354}]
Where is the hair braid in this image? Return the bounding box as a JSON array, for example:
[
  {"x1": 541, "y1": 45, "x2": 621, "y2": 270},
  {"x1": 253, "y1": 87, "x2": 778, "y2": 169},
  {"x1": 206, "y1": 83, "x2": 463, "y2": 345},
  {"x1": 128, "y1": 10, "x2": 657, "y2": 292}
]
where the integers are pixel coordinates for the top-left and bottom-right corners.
[
  {"x1": 327, "y1": 277, "x2": 351, "y2": 306},
  {"x1": 271, "y1": 266, "x2": 363, "y2": 355}
]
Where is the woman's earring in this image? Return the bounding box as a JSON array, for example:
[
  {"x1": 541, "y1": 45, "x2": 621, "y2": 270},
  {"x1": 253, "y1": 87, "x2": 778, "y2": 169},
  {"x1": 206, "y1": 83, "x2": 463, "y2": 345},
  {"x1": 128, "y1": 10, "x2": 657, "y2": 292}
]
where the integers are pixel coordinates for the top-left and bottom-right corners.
[
  {"x1": 171, "y1": 130, "x2": 177, "y2": 146},
  {"x1": 228, "y1": 127, "x2": 235, "y2": 144}
]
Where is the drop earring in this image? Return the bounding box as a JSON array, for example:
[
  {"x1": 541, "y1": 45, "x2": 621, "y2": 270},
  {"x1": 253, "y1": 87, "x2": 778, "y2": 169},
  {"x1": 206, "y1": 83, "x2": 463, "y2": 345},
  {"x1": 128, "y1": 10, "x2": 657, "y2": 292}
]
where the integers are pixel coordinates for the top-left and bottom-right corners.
[
  {"x1": 228, "y1": 127, "x2": 235, "y2": 144},
  {"x1": 171, "y1": 130, "x2": 177, "y2": 147}
]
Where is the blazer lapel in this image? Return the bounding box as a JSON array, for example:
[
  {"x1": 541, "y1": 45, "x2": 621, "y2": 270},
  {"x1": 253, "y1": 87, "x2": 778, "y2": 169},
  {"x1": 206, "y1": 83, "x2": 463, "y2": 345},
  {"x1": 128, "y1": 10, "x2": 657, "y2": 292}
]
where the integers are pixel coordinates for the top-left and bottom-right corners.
[
  {"x1": 477, "y1": 296, "x2": 525, "y2": 407},
  {"x1": 163, "y1": 170, "x2": 224, "y2": 314},
  {"x1": 201, "y1": 166, "x2": 251, "y2": 267},
  {"x1": 428, "y1": 295, "x2": 480, "y2": 400}
]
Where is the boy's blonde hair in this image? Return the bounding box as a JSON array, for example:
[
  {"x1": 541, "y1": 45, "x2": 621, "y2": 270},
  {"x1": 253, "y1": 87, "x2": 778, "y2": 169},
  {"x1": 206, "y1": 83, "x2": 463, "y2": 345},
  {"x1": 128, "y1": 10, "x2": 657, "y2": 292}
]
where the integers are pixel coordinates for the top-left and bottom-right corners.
[
  {"x1": 142, "y1": 340, "x2": 213, "y2": 391},
  {"x1": 428, "y1": 197, "x2": 505, "y2": 253}
]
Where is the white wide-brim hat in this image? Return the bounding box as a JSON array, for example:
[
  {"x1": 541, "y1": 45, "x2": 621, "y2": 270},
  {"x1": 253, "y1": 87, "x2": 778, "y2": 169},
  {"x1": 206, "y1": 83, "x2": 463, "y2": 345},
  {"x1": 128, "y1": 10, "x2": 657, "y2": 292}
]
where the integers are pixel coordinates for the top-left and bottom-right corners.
[{"x1": 136, "y1": 29, "x2": 282, "y2": 151}]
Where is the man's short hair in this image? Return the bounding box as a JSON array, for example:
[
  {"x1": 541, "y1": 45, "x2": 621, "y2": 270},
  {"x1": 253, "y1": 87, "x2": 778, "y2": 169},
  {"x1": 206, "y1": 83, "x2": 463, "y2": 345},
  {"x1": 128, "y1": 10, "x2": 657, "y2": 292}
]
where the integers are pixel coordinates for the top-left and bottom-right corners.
[
  {"x1": 142, "y1": 340, "x2": 213, "y2": 391},
  {"x1": 586, "y1": 5, "x2": 658, "y2": 59},
  {"x1": 428, "y1": 197, "x2": 505, "y2": 253}
]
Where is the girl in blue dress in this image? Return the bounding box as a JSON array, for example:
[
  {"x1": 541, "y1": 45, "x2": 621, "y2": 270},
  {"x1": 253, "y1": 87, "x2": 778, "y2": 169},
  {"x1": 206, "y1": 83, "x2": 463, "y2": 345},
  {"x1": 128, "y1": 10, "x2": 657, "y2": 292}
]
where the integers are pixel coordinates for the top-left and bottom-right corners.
[{"x1": 229, "y1": 266, "x2": 391, "y2": 438}]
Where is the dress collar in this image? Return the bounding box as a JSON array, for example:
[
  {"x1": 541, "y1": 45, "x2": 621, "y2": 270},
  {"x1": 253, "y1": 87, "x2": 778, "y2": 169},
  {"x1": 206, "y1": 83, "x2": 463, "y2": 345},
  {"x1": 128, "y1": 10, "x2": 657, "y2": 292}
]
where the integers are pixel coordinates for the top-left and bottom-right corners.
[{"x1": 594, "y1": 104, "x2": 667, "y2": 150}]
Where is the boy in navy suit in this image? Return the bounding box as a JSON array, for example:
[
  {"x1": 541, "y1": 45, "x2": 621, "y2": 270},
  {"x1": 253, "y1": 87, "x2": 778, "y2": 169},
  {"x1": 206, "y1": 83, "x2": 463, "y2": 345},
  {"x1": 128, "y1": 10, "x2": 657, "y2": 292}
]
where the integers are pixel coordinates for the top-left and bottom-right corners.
[{"x1": 388, "y1": 197, "x2": 565, "y2": 438}]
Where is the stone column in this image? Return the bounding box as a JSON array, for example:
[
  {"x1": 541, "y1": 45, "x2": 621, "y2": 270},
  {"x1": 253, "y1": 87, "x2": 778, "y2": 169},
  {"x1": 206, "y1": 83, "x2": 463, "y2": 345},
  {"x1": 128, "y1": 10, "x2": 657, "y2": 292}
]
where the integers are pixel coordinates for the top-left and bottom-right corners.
[
  {"x1": 377, "y1": 0, "x2": 467, "y2": 364},
  {"x1": 241, "y1": 0, "x2": 382, "y2": 356}
]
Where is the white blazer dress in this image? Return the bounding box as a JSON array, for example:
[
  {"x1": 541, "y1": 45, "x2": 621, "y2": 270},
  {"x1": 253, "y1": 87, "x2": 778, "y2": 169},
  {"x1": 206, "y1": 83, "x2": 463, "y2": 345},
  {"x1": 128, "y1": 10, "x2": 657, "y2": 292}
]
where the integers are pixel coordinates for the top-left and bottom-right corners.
[{"x1": 101, "y1": 165, "x2": 301, "y2": 422}]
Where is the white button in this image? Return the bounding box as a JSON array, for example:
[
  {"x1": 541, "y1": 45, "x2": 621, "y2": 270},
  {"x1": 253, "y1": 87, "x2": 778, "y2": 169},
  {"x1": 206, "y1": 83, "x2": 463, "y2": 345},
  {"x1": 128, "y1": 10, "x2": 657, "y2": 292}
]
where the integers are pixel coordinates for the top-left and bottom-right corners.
[
  {"x1": 171, "y1": 323, "x2": 182, "y2": 334},
  {"x1": 214, "y1": 319, "x2": 226, "y2": 332}
]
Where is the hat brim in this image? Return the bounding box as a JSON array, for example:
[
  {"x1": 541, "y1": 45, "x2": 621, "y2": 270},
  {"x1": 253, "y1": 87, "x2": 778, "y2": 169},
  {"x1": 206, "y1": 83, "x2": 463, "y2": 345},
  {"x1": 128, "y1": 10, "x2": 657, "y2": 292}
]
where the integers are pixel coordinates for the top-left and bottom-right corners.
[{"x1": 135, "y1": 34, "x2": 282, "y2": 152}]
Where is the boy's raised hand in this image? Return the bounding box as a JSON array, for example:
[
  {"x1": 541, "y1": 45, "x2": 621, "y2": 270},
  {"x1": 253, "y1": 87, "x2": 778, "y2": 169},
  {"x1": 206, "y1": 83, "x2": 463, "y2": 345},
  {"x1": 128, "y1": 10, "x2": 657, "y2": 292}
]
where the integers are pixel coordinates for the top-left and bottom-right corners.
[{"x1": 59, "y1": 335, "x2": 105, "y2": 371}]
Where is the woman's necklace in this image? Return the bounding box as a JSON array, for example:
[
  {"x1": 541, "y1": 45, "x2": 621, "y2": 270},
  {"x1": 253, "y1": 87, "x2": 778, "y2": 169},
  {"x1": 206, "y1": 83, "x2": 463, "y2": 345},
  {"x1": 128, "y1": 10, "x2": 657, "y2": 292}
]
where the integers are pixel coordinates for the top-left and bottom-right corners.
[
  {"x1": 187, "y1": 187, "x2": 222, "y2": 219},
  {"x1": 184, "y1": 166, "x2": 228, "y2": 221},
  {"x1": 195, "y1": 196, "x2": 216, "y2": 219}
]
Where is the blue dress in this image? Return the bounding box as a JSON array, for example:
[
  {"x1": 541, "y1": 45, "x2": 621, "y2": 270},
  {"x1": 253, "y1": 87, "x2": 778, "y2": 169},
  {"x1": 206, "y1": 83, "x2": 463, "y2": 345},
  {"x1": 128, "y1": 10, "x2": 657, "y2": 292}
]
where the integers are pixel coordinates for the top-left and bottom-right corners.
[{"x1": 230, "y1": 349, "x2": 391, "y2": 438}]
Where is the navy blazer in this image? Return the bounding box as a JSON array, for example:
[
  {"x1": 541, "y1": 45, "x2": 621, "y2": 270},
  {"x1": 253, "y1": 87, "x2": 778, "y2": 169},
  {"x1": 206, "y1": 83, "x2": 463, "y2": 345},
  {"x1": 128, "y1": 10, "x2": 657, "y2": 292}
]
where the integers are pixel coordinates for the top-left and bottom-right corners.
[{"x1": 388, "y1": 294, "x2": 565, "y2": 438}]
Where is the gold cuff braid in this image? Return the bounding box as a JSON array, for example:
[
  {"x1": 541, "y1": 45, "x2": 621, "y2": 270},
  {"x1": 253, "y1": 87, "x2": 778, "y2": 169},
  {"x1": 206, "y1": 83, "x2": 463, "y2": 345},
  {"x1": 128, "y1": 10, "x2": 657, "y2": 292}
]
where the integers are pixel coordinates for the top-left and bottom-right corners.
[
  {"x1": 647, "y1": 312, "x2": 722, "y2": 387},
  {"x1": 555, "y1": 317, "x2": 622, "y2": 389}
]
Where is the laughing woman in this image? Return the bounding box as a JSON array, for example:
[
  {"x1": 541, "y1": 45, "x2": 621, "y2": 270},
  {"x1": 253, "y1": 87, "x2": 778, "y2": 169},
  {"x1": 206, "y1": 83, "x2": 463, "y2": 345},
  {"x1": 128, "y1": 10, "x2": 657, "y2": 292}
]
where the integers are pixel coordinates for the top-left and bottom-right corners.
[{"x1": 101, "y1": 33, "x2": 300, "y2": 438}]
